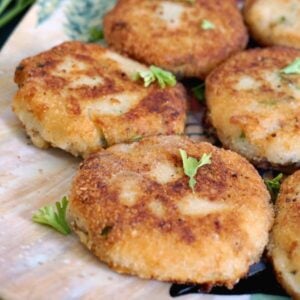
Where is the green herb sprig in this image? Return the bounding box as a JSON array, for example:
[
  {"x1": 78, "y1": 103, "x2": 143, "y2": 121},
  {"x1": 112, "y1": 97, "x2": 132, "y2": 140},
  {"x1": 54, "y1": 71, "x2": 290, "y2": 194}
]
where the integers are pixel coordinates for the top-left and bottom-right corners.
[
  {"x1": 0, "y1": 0, "x2": 35, "y2": 29},
  {"x1": 32, "y1": 196, "x2": 71, "y2": 235},
  {"x1": 134, "y1": 65, "x2": 177, "y2": 88},
  {"x1": 264, "y1": 173, "x2": 283, "y2": 200},
  {"x1": 179, "y1": 149, "x2": 212, "y2": 192}
]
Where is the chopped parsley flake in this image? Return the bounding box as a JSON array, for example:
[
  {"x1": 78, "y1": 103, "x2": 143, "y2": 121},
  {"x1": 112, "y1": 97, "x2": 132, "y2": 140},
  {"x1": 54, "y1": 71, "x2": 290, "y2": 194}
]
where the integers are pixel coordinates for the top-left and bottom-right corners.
[
  {"x1": 280, "y1": 58, "x2": 300, "y2": 75},
  {"x1": 192, "y1": 83, "x2": 205, "y2": 102},
  {"x1": 179, "y1": 149, "x2": 212, "y2": 192},
  {"x1": 201, "y1": 19, "x2": 215, "y2": 30},
  {"x1": 239, "y1": 131, "x2": 246, "y2": 139},
  {"x1": 88, "y1": 26, "x2": 104, "y2": 42},
  {"x1": 259, "y1": 99, "x2": 278, "y2": 106},
  {"x1": 182, "y1": 0, "x2": 195, "y2": 3},
  {"x1": 264, "y1": 173, "x2": 283, "y2": 200},
  {"x1": 131, "y1": 135, "x2": 143, "y2": 142},
  {"x1": 277, "y1": 16, "x2": 286, "y2": 24}
]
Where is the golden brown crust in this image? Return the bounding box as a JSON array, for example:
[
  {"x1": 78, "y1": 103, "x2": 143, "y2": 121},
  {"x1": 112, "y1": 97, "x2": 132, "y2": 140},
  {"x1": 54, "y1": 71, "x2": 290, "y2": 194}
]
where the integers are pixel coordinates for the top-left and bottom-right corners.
[
  {"x1": 13, "y1": 41, "x2": 187, "y2": 157},
  {"x1": 69, "y1": 135, "x2": 273, "y2": 287},
  {"x1": 269, "y1": 171, "x2": 300, "y2": 299},
  {"x1": 103, "y1": 0, "x2": 248, "y2": 79},
  {"x1": 206, "y1": 47, "x2": 300, "y2": 169},
  {"x1": 244, "y1": 0, "x2": 300, "y2": 49}
]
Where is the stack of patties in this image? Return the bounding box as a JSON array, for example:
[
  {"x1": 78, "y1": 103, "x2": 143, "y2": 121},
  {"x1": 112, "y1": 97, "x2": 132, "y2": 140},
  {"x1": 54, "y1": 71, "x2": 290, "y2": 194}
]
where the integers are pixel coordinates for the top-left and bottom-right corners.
[{"x1": 15, "y1": 0, "x2": 300, "y2": 294}]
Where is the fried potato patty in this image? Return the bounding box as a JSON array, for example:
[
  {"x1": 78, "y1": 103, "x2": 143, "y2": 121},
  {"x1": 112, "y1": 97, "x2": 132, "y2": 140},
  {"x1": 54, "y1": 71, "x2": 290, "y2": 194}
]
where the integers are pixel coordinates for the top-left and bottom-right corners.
[
  {"x1": 206, "y1": 47, "x2": 300, "y2": 170},
  {"x1": 103, "y1": 0, "x2": 248, "y2": 79},
  {"x1": 13, "y1": 41, "x2": 187, "y2": 157},
  {"x1": 68, "y1": 135, "x2": 273, "y2": 287},
  {"x1": 244, "y1": 0, "x2": 300, "y2": 49},
  {"x1": 269, "y1": 171, "x2": 300, "y2": 299}
]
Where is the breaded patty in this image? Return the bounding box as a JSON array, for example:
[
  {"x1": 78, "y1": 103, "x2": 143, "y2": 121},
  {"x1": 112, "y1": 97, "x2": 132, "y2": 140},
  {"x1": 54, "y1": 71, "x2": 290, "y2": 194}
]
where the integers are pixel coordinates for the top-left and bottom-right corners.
[
  {"x1": 13, "y1": 41, "x2": 187, "y2": 157},
  {"x1": 68, "y1": 135, "x2": 273, "y2": 287},
  {"x1": 103, "y1": 0, "x2": 248, "y2": 79},
  {"x1": 206, "y1": 47, "x2": 300, "y2": 171},
  {"x1": 244, "y1": 0, "x2": 300, "y2": 49},
  {"x1": 269, "y1": 171, "x2": 300, "y2": 299}
]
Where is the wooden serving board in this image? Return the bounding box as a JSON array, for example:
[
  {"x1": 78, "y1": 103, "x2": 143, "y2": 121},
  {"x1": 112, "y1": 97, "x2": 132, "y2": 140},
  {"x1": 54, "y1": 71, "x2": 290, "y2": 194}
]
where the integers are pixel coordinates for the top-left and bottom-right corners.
[{"x1": 0, "y1": 2, "x2": 220, "y2": 300}]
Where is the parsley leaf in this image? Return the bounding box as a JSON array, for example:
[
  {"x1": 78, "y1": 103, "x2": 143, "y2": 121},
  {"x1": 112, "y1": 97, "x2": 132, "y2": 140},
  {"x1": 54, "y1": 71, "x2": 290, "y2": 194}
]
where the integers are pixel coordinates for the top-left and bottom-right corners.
[
  {"x1": 32, "y1": 196, "x2": 71, "y2": 235},
  {"x1": 131, "y1": 135, "x2": 143, "y2": 142},
  {"x1": 264, "y1": 173, "x2": 283, "y2": 200},
  {"x1": 259, "y1": 99, "x2": 278, "y2": 106},
  {"x1": 179, "y1": 149, "x2": 212, "y2": 192},
  {"x1": 135, "y1": 65, "x2": 177, "y2": 88},
  {"x1": 280, "y1": 58, "x2": 300, "y2": 75},
  {"x1": 88, "y1": 26, "x2": 104, "y2": 42},
  {"x1": 239, "y1": 131, "x2": 246, "y2": 139},
  {"x1": 192, "y1": 83, "x2": 205, "y2": 102},
  {"x1": 136, "y1": 69, "x2": 156, "y2": 87},
  {"x1": 277, "y1": 16, "x2": 286, "y2": 24},
  {"x1": 201, "y1": 19, "x2": 215, "y2": 30}
]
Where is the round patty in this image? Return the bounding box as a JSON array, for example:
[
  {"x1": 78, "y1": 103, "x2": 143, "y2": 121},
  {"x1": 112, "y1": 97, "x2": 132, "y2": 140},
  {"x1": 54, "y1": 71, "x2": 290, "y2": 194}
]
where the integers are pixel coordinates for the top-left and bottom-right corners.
[
  {"x1": 13, "y1": 41, "x2": 187, "y2": 157},
  {"x1": 244, "y1": 0, "x2": 300, "y2": 49},
  {"x1": 103, "y1": 0, "x2": 248, "y2": 79},
  {"x1": 269, "y1": 171, "x2": 300, "y2": 299},
  {"x1": 206, "y1": 47, "x2": 300, "y2": 171},
  {"x1": 68, "y1": 135, "x2": 273, "y2": 287}
]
